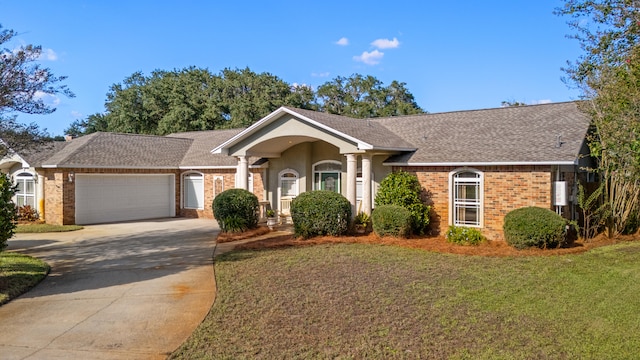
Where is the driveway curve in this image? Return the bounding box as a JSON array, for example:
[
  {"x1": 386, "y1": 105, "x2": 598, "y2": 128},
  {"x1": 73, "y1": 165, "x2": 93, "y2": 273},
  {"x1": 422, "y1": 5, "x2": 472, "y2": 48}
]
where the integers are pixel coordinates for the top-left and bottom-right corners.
[{"x1": 0, "y1": 218, "x2": 219, "y2": 360}]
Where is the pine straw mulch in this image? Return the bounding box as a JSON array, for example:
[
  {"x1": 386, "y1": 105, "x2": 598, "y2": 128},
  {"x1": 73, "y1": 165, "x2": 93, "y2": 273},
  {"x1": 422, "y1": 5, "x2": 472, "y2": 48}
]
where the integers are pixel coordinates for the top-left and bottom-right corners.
[{"x1": 217, "y1": 226, "x2": 638, "y2": 257}]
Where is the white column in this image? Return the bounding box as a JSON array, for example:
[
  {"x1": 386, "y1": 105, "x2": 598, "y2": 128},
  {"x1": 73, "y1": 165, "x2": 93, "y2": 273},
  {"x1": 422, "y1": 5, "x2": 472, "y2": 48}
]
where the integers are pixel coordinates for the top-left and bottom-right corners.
[
  {"x1": 237, "y1": 156, "x2": 248, "y2": 190},
  {"x1": 361, "y1": 154, "x2": 372, "y2": 215},
  {"x1": 346, "y1": 153, "x2": 357, "y2": 219}
]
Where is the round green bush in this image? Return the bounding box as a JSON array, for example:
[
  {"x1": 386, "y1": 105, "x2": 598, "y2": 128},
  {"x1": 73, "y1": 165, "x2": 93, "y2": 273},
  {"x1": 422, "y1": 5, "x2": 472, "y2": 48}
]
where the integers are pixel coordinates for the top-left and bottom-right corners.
[
  {"x1": 212, "y1": 188, "x2": 259, "y2": 233},
  {"x1": 375, "y1": 170, "x2": 430, "y2": 235},
  {"x1": 503, "y1": 206, "x2": 567, "y2": 249},
  {"x1": 371, "y1": 205, "x2": 412, "y2": 238},
  {"x1": 290, "y1": 191, "x2": 351, "y2": 239}
]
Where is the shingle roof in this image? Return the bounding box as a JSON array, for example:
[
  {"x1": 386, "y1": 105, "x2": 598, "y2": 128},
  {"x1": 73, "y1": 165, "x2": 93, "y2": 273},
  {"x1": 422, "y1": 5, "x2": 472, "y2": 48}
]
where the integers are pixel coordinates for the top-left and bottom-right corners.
[
  {"x1": 167, "y1": 129, "x2": 261, "y2": 168},
  {"x1": 42, "y1": 132, "x2": 193, "y2": 168},
  {"x1": 20, "y1": 141, "x2": 68, "y2": 167},
  {"x1": 377, "y1": 101, "x2": 590, "y2": 164},
  {"x1": 283, "y1": 107, "x2": 415, "y2": 150},
  {"x1": 30, "y1": 102, "x2": 590, "y2": 169}
]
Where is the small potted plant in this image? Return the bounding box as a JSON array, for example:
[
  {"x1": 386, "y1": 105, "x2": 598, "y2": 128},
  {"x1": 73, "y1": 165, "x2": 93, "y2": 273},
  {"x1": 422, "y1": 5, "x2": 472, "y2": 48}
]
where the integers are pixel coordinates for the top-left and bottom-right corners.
[
  {"x1": 266, "y1": 208, "x2": 278, "y2": 229},
  {"x1": 354, "y1": 212, "x2": 370, "y2": 234}
]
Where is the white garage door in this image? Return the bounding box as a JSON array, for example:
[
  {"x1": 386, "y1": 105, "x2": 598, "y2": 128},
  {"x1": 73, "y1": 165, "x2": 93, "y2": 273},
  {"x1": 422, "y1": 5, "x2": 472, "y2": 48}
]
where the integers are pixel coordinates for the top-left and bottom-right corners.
[{"x1": 75, "y1": 174, "x2": 175, "y2": 224}]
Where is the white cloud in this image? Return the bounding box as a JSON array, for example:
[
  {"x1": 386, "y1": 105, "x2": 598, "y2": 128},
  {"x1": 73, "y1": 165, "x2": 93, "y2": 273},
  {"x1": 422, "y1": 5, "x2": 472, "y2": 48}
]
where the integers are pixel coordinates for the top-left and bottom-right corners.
[
  {"x1": 39, "y1": 48, "x2": 58, "y2": 61},
  {"x1": 371, "y1": 37, "x2": 399, "y2": 49},
  {"x1": 34, "y1": 91, "x2": 60, "y2": 106},
  {"x1": 311, "y1": 72, "x2": 330, "y2": 77},
  {"x1": 71, "y1": 110, "x2": 83, "y2": 118},
  {"x1": 532, "y1": 99, "x2": 552, "y2": 105},
  {"x1": 335, "y1": 37, "x2": 349, "y2": 46},
  {"x1": 353, "y1": 50, "x2": 384, "y2": 65}
]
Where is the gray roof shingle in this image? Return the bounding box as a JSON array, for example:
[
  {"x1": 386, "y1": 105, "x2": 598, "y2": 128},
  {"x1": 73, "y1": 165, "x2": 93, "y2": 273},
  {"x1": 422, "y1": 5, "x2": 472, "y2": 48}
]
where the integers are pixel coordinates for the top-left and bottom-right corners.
[
  {"x1": 43, "y1": 132, "x2": 193, "y2": 168},
  {"x1": 283, "y1": 107, "x2": 416, "y2": 150},
  {"x1": 377, "y1": 101, "x2": 590, "y2": 164},
  {"x1": 167, "y1": 129, "x2": 260, "y2": 168}
]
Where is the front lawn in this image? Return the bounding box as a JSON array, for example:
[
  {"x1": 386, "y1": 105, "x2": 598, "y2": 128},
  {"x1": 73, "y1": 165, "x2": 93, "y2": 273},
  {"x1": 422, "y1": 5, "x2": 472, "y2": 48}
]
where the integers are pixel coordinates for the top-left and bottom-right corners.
[
  {"x1": 0, "y1": 252, "x2": 50, "y2": 305},
  {"x1": 172, "y1": 242, "x2": 640, "y2": 359},
  {"x1": 15, "y1": 223, "x2": 83, "y2": 233}
]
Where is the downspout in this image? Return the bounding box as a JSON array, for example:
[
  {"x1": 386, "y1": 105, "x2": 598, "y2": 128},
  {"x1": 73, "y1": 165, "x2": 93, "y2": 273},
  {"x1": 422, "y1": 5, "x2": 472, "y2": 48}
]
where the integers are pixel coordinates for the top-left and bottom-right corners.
[{"x1": 37, "y1": 174, "x2": 45, "y2": 221}]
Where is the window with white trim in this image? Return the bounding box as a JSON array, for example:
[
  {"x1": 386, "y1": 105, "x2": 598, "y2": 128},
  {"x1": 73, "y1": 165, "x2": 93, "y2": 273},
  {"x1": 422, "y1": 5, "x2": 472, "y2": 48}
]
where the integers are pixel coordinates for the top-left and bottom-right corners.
[
  {"x1": 313, "y1": 161, "x2": 341, "y2": 193},
  {"x1": 451, "y1": 170, "x2": 483, "y2": 227},
  {"x1": 15, "y1": 172, "x2": 35, "y2": 208},
  {"x1": 183, "y1": 172, "x2": 204, "y2": 209},
  {"x1": 280, "y1": 170, "x2": 298, "y2": 197}
]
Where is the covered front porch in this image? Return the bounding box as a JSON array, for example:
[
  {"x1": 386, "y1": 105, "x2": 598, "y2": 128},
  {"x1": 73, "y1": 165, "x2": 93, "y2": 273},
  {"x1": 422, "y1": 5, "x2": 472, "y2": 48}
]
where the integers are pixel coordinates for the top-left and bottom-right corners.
[{"x1": 211, "y1": 107, "x2": 411, "y2": 220}]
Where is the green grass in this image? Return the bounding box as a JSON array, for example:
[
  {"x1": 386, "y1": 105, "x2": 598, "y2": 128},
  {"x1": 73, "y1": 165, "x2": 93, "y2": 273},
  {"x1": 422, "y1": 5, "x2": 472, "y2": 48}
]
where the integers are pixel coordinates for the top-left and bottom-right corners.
[
  {"x1": 0, "y1": 252, "x2": 50, "y2": 305},
  {"x1": 15, "y1": 223, "x2": 83, "y2": 233},
  {"x1": 172, "y1": 242, "x2": 640, "y2": 359}
]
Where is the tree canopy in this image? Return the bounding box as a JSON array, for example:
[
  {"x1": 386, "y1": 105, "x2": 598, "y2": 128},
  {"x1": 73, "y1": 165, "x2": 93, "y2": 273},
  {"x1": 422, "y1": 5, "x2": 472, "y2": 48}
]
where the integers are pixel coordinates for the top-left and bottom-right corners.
[
  {"x1": 0, "y1": 25, "x2": 73, "y2": 156},
  {"x1": 66, "y1": 70, "x2": 423, "y2": 136},
  {"x1": 316, "y1": 74, "x2": 423, "y2": 118},
  {"x1": 557, "y1": 0, "x2": 640, "y2": 237},
  {"x1": 555, "y1": 0, "x2": 640, "y2": 84}
]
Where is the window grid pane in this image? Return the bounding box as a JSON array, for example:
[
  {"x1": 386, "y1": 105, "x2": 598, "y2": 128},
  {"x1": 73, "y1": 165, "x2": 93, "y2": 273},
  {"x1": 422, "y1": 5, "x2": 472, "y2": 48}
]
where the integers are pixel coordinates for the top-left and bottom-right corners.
[
  {"x1": 453, "y1": 172, "x2": 481, "y2": 227},
  {"x1": 281, "y1": 179, "x2": 296, "y2": 196}
]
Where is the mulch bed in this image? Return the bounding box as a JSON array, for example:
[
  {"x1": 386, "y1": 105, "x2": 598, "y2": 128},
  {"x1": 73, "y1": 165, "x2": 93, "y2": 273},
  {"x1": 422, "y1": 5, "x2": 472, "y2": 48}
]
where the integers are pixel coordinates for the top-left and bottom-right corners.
[{"x1": 218, "y1": 226, "x2": 636, "y2": 257}]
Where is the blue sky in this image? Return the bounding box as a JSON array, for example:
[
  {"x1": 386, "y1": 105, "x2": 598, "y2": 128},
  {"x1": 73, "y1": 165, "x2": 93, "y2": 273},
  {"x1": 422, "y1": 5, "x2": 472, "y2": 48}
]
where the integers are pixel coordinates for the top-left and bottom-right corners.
[{"x1": 2, "y1": 1, "x2": 581, "y2": 136}]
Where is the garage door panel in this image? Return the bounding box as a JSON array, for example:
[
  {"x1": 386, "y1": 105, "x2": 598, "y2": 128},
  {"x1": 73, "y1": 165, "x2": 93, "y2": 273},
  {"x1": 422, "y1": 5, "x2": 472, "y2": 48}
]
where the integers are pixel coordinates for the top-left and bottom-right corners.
[{"x1": 75, "y1": 174, "x2": 175, "y2": 224}]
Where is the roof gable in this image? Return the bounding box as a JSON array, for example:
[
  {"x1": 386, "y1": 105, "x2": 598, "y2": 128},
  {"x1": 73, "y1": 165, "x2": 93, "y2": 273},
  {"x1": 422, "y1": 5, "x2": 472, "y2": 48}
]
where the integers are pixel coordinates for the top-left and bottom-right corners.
[{"x1": 212, "y1": 107, "x2": 416, "y2": 156}]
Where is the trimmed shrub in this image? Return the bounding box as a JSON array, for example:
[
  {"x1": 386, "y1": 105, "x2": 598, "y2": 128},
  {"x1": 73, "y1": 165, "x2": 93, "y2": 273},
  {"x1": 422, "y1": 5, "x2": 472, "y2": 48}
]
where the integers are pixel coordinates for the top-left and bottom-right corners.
[
  {"x1": 0, "y1": 174, "x2": 17, "y2": 252},
  {"x1": 213, "y1": 189, "x2": 259, "y2": 233},
  {"x1": 291, "y1": 191, "x2": 350, "y2": 239},
  {"x1": 445, "y1": 225, "x2": 485, "y2": 246},
  {"x1": 503, "y1": 206, "x2": 567, "y2": 249},
  {"x1": 372, "y1": 205, "x2": 412, "y2": 238},
  {"x1": 17, "y1": 205, "x2": 39, "y2": 222},
  {"x1": 375, "y1": 170, "x2": 430, "y2": 234}
]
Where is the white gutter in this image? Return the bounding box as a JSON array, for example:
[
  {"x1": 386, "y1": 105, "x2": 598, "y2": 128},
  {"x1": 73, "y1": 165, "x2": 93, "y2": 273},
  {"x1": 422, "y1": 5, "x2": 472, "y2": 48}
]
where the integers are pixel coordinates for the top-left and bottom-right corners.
[{"x1": 383, "y1": 160, "x2": 579, "y2": 167}]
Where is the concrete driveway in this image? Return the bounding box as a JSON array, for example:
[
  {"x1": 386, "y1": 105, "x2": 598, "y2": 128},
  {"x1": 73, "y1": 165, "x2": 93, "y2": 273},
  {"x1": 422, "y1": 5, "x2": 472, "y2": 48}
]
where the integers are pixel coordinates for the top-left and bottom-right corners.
[{"x1": 0, "y1": 218, "x2": 219, "y2": 360}]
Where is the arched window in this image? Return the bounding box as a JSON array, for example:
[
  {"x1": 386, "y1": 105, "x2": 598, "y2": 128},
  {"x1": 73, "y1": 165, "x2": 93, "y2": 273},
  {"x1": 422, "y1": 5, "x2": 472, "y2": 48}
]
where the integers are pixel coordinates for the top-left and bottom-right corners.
[
  {"x1": 183, "y1": 172, "x2": 204, "y2": 209},
  {"x1": 279, "y1": 169, "x2": 299, "y2": 197},
  {"x1": 278, "y1": 169, "x2": 299, "y2": 216},
  {"x1": 313, "y1": 161, "x2": 342, "y2": 193},
  {"x1": 15, "y1": 172, "x2": 35, "y2": 208},
  {"x1": 450, "y1": 169, "x2": 483, "y2": 227}
]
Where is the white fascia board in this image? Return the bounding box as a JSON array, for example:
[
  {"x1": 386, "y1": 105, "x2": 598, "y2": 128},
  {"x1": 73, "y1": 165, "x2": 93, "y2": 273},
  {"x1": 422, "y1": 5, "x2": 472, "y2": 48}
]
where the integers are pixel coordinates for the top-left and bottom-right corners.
[
  {"x1": 178, "y1": 165, "x2": 268, "y2": 169},
  {"x1": 41, "y1": 165, "x2": 179, "y2": 170},
  {"x1": 383, "y1": 160, "x2": 579, "y2": 167},
  {"x1": 178, "y1": 166, "x2": 236, "y2": 170}
]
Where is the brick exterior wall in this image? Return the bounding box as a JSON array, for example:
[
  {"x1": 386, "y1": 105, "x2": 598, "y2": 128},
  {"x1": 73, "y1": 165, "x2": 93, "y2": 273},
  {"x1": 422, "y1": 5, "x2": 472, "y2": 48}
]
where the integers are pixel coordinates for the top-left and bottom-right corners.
[
  {"x1": 400, "y1": 165, "x2": 554, "y2": 241},
  {"x1": 41, "y1": 167, "x2": 266, "y2": 225},
  {"x1": 179, "y1": 168, "x2": 265, "y2": 219}
]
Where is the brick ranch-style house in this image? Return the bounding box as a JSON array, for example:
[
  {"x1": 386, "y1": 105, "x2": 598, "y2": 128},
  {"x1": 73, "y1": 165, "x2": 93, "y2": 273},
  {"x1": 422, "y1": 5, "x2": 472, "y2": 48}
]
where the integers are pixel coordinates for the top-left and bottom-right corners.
[{"x1": 0, "y1": 101, "x2": 592, "y2": 240}]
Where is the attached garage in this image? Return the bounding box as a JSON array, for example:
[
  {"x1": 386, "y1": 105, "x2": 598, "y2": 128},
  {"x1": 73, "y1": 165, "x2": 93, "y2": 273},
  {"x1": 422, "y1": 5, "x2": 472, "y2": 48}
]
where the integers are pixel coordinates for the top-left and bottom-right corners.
[{"x1": 75, "y1": 174, "x2": 175, "y2": 224}]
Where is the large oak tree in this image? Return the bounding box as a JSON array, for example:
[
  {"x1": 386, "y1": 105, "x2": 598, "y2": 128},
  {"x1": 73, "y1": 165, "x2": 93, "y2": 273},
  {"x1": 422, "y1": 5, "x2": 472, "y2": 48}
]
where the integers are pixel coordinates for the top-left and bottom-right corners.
[
  {"x1": 68, "y1": 70, "x2": 423, "y2": 136},
  {"x1": 557, "y1": 0, "x2": 640, "y2": 236}
]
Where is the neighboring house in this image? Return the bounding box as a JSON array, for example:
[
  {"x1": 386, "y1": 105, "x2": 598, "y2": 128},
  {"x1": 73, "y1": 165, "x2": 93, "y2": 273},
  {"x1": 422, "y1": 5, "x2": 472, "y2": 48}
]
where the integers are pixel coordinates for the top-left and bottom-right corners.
[{"x1": 0, "y1": 101, "x2": 593, "y2": 240}]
